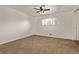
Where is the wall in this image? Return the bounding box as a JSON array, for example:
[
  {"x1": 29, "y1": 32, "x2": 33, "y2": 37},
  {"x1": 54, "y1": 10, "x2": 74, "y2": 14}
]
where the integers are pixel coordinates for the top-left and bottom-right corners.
[
  {"x1": 77, "y1": 9, "x2": 79, "y2": 40},
  {"x1": 33, "y1": 11, "x2": 73, "y2": 39},
  {"x1": 0, "y1": 6, "x2": 74, "y2": 44},
  {"x1": 0, "y1": 6, "x2": 32, "y2": 44}
]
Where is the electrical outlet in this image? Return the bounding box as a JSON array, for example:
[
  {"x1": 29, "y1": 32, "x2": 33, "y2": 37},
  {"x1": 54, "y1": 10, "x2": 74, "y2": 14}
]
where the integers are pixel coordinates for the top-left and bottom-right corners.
[{"x1": 49, "y1": 33, "x2": 52, "y2": 35}]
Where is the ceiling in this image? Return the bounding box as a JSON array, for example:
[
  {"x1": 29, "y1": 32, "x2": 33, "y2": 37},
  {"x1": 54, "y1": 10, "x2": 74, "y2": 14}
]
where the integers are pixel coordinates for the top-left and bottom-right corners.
[{"x1": 6, "y1": 5, "x2": 77, "y2": 16}]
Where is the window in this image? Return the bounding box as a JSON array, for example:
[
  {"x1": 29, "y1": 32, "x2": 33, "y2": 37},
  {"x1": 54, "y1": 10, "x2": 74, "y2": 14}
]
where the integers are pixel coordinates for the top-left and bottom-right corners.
[{"x1": 42, "y1": 18, "x2": 57, "y2": 26}]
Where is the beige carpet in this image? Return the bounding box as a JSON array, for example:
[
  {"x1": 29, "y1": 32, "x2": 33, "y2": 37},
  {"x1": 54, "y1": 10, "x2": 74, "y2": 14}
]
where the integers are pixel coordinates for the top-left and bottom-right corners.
[{"x1": 0, "y1": 35, "x2": 79, "y2": 54}]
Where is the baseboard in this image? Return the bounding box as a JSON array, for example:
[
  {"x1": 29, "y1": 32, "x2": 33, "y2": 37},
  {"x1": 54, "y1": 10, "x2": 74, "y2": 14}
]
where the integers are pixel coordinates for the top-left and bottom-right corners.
[
  {"x1": 0, "y1": 34, "x2": 33, "y2": 45},
  {"x1": 0, "y1": 34, "x2": 73, "y2": 45},
  {"x1": 33, "y1": 34, "x2": 72, "y2": 40}
]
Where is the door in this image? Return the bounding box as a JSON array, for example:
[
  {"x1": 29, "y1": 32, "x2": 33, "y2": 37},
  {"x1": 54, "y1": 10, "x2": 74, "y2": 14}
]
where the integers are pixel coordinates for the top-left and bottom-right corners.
[{"x1": 73, "y1": 7, "x2": 79, "y2": 40}]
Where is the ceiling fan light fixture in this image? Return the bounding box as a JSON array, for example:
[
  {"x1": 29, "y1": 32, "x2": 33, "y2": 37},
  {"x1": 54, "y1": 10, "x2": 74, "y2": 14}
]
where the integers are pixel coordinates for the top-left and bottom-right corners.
[
  {"x1": 34, "y1": 5, "x2": 50, "y2": 15},
  {"x1": 37, "y1": 11, "x2": 44, "y2": 14}
]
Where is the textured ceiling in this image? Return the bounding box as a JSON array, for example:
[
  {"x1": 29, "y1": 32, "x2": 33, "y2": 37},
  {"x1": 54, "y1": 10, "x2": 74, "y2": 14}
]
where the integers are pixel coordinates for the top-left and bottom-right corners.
[{"x1": 6, "y1": 5, "x2": 77, "y2": 16}]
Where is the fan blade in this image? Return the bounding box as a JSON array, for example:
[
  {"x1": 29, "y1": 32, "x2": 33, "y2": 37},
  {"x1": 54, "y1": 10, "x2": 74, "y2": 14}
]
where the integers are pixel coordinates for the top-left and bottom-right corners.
[
  {"x1": 44, "y1": 9, "x2": 50, "y2": 11},
  {"x1": 36, "y1": 11, "x2": 40, "y2": 13},
  {"x1": 41, "y1": 5, "x2": 45, "y2": 7},
  {"x1": 34, "y1": 8, "x2": 40, "y2": 10}
]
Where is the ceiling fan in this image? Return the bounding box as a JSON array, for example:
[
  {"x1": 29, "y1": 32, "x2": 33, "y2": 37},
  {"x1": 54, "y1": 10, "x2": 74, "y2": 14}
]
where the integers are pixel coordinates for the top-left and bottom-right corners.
[{"x1": 34, "y1": 5, "x2": 50, "y2": 14}]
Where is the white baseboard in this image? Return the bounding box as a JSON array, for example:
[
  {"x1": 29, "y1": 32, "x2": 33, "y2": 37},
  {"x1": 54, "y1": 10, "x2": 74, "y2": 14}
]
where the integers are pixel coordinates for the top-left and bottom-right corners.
[
  {"x1": 0, "y1": 34, "x2": 33, "y2": 44},
  {"x1": 34, "y1": 34, "x2": 73, "y2": 40},
  {"x1": 0, "y1": 34, "x2": 73, "y2": 44}
]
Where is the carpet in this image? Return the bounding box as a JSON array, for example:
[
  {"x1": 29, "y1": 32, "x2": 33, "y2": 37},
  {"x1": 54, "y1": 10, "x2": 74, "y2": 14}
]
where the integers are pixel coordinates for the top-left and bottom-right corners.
[{"x1": 0, "y1": 35, "x2": 79, "y2": 54}]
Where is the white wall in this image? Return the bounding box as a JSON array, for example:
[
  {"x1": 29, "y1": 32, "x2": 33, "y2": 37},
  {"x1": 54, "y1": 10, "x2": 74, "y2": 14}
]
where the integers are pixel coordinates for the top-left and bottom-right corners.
[
  {"x1": 77, "y1": 9, "x2": 79, "y2": 40},
  {"x1": 0, "y1": 6, "x2": 32, "y2": 44},
  {"x1": 0, "y1": 6, "x2": 74, "y2": 44},
  {"x1": 33, "y1": 11, "x2": 73, "y2": 39}
]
